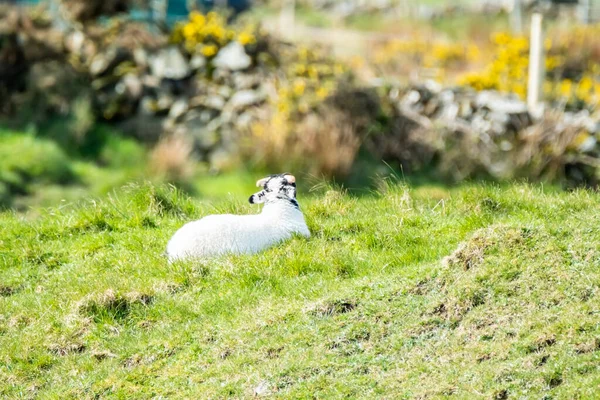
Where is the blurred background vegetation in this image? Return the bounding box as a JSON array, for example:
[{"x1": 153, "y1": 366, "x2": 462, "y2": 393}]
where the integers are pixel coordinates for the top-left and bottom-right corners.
[{"x1": 2, "y1": 0, "x2": 600, "y2": 210}]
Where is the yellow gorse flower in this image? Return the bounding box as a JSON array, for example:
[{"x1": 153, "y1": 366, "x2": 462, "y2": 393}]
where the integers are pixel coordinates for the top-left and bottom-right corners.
[
  {"x1": 460, "y1": 29, "x2": 600, "y2": 107},
  {"x1": 372, "y1": 37, "x2": 479, "y2": 84},
  {"x1": 293, "y1": 79, "x2": 306, "y2": 97},
  {"x1": 201, "y1": 44, "x2": 218, "y2": 57},
  {"x1": 237, "y1": 31, "x2": 256, "y2": 46},
  {"x1": 171, "y1": 10, "x2": 259, "y2": 60},
  {"x1": 316, "y1": 87, "x2": 329, "y2": 100}
]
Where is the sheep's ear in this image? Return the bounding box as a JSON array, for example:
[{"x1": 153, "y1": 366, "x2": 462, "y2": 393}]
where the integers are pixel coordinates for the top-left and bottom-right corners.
[
  {"x1": 256, "y1": 177, "x2": 269, "y2": 187},
  {"x1": 249, "y1": 190, "x2": 266, "y2": 204},
  {"x1": 283, "y1": 174, "x2": 296, "y2": 184}
]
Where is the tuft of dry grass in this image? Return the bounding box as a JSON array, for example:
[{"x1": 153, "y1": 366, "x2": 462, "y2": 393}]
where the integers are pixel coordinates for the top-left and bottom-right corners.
[
  {"x1": 149, "y1": 134, "x2": 195, "y2": 183},
  {"x1": 245, "y1": 87, "x2": 379, "y2": 178},
  {"x1": 70, "y1": 288, "x2": 154, "y2": 327},
  {"x1": 517, "y1": 110, "x2": 597, "y2": 186},
  {"x1": 297, "y1": 109, "x2": 362, "y2": 177},
  {"x1": 441, "y1": 225, "x2": 521, "y2": 271},
  {"x1": 307, "y1": 298, "x2": 357, "y2": 317},
  {"x1": 245, "y1": 107, "x2": 362, "y2": 178}
]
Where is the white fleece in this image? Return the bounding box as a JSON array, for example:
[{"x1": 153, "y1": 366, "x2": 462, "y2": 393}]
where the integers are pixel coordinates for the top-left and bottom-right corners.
[{"x1": 166, "y1": 200, "x2": 310, "y2": 261}]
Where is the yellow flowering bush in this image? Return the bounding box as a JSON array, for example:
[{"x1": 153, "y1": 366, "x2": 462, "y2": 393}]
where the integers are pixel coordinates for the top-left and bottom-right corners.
[
  {"x1": 373, "y1": 38, "x2": 480, "y2": 81},
  {"x1": 378, "y1": 39, "x2": 479, "y2": 67},
  {"x1": 171, "y1": 11, "x2": 257, "y2": 57},
  {"x1": 263, "y1": 45, "x2": 349, "y2": 130},
  {"x1": 459, "y1": 33, "x2": 530, "y2": 98},
  {"x1": 460, "y1": 31, "x2": 600, "y2": 108},
  {"x1": 371, "y1": 26, "x2": 600, "y2": 109},
  {"x1": 246, "y1": 45, "x2": 354, "y2": 175}
]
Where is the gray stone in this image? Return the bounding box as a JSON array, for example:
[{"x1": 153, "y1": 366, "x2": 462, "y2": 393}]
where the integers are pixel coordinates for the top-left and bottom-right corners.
[
  {"x1": 220, "y1": 110, "x2": 234, "y2": 125},
  {"x1": 235, "y1": 111, "x2": 254, "y2": 130},
  {"x1": 142, "y1": 75, "x2": 161, "y2": 89},
  {"x1": 459, "y1": 100, "x2": 474, "y2": 118},
  {"x1": 488, "y1": 111, "x2": 510, "y2": 125},
  {"x1": 183, "y1": 114, "x2": 221, "y2": 150},
  {"x1": 438, "y1": 103, "x2": 459, "y2": 121},
  {"x1": 227, "y1": 89, "x2": 264, "y2": 111},
  {"x1": 403, "y1": 90, "x2": 421, "y2": 106},
  {"x1": 190, "y1": 54, "x2": 207, "y2": 70},
  {"x1": 424, "y1": 79, "x2": 442, "y2": 94},
  {"x1": 500, "y1": 140, "x2": 513, "y2": 151},
  {"x1": 169, "y1": 99, "x2": 188, "y2": 120},
  {"x1": 471, "y1": 114, "x2": 492, "y2": 134},
  {"x1": 197, "y1": 130, "x2": 220, "y2": 150},
  {"x1": 156, "y1": 94, "x2": 174, "y2": 112},
  {"x1": 200, "y1": 110, "x2": 214, "y2": 123},
  {"x1": 567, "y1": 110, "x2": 598, "y2": 133},
  {"x1": 150, "y1": 46, "x2": 190, "y2": 80},
  {"x1": 115, "y1": 81, "x2": 127, "y2": 96},
  {"x1": 212, "y1": 68, "x2": 232, "y2": 82},
  {"x1": 65, "y1": 30, "x2": 85, "y2": 54},
  {"x1": 121, "y1": 73, "x2": 143, "y2": 98},
  {"x1": 90, "y1": 48, "x2": 119, "y2": 76},
  {"x1": 140, "y1": 96, "x2": 158, "y2": 115},
  {"x1": 475, "y1": 91, "x2": 528, "y2": 115},
  {"x1": 233, "y1": 73, "x2": 260, "y2": 90},
  {"x1": 439, "y1": 90, "x2": 455, "y2": 104},
  {"x1": 218, "y1": 86, "x2": 233, "y2": 99},
  {"x1": 133, "y1": 48, "x2": 149, "y2": 69},
  {"x1": 203, "y1": 95, "x2": 226, "y2": 110},
  {"x1": 162, "y1": 118, "x2": 176, "y2": 132},
  {"x1": 212, "y1": 41, "x2": 251, "y2": 71}
]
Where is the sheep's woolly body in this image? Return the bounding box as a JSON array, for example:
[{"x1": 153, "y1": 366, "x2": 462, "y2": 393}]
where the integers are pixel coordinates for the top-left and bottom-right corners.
[
  {"x1": 166, "y1": 173, "x2": 310, "y2": 261},
  {"x1": 167, "y1": 202, "x2": 309, "y2": 260}
]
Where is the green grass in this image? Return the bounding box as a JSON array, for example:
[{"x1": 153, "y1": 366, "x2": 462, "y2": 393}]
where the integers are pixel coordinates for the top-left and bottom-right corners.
[
  {"x1": 1, "y1": 179, "x2": 600, "y2": 398},
  {"x1": 0, "y1": 128, "x2": 155, "y2": 210},
  {"x1": 295, "y1": 6, "x2": 333, "y2": 28},
  {"x1": 247, "y1": 1, "x2": 502, "y2": 35},
  {"x1": 0, "y1": 133, "x2": 75, "y2": 204}
]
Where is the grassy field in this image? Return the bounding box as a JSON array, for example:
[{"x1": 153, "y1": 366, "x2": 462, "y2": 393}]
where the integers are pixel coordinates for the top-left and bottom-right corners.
[
  {"x1": 1, "y1": 179, "x2": 600, "y2": 398},
  {"x1": 251, "y1": 0, "x2": 505, "y2": 33}
]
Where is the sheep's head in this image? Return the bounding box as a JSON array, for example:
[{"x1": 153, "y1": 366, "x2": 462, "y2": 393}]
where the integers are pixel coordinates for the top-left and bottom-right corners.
[{"x1": 249, "y1": 173, "x2": 298, "y2": 207}]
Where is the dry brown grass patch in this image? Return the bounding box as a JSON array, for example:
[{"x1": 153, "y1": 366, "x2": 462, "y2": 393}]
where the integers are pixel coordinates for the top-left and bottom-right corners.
[
  {"x1": 442, "y1": 225, "x2": 524, "y2": 271},
  {"x1": 246, "y1": 108, "x2": 362, "y2": 178},
  {"x1": 149, "y1": 134, "x2": 195, "y2": 183},
  {"x1": 75, "y1": 288, "x2": 154, "y2": 322}
]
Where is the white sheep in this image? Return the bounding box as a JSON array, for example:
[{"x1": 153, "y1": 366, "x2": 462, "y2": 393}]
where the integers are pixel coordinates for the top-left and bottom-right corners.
[{"x1": 166, "y1": 173, "x2": 310, "y2": 261}]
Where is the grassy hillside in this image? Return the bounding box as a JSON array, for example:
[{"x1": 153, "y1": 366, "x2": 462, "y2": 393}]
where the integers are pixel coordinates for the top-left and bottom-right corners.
[{"x1": 1, "y1": 181, "x2": 600, "y2": 398}]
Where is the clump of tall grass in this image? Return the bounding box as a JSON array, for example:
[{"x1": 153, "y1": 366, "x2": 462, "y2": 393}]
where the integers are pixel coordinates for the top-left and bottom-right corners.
[
  {"x1": 149, "y1": 134, "x2": 196, "y2": 185},
  {"x1": 244, "y1": 87, "x2": 380, "y2": 179}
]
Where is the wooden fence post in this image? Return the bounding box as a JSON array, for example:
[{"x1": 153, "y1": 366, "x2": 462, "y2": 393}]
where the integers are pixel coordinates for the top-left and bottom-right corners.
[{"x1": 527, "y1": 12, "x2": 545, "y2": 115}]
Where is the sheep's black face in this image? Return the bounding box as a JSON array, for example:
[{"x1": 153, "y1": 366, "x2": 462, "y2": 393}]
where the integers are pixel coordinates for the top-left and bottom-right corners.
[{"x1": 249, "y1": 173, "x2": 298, "y2": 207}]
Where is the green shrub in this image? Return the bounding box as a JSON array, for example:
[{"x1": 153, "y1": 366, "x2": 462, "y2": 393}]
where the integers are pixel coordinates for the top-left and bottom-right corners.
[
  {"x1": 99, "y1": 134, "x2": 146, "y2": 168},
  {"x1": 0, "y1": 132, "x2": 75, "y2": 205},
  {"x1": 39, "y1": 119, "x2": 109, "y2": 159}
]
